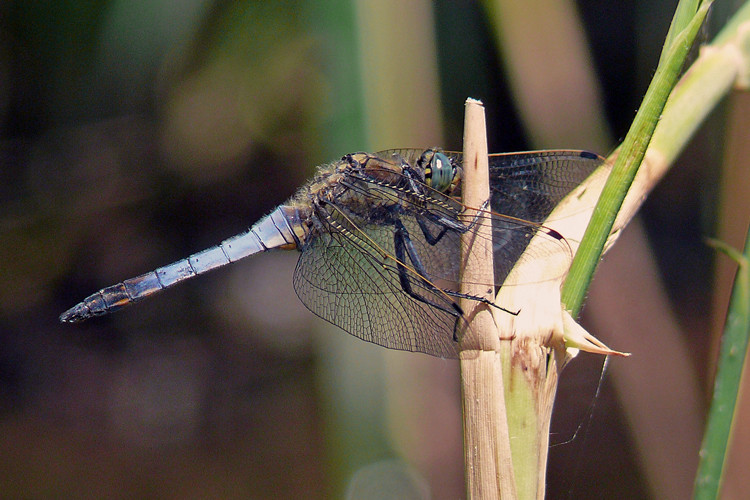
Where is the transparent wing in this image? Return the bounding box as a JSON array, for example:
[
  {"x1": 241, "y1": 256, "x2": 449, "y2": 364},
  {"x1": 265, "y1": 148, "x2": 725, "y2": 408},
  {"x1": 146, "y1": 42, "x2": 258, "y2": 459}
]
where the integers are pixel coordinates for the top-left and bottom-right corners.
[
  {"x1": 292, "y1": 216, "x2": 463, "y2": 358},
  {"x1": 292, "y1": 149, "x2": 604, "y2": 358},
  {"x1": 485, "y1": 150, "x2": 603, "y2": 223},
  {"x1": 484, "y1": 149, "x2": 604, "y2": 285},
  {"x1": 358, "y1": 149, "x2": 605, "y2": 287}
]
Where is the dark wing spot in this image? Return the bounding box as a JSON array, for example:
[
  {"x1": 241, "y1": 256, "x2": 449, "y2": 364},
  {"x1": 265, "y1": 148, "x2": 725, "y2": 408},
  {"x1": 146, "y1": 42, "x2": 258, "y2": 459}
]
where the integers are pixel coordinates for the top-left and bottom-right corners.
[
  {"x1": 580, "y1": 151, "x2": 599, "y2": 160},
  {"x1": 544, "y1": 228, "x2": 565, "y2": 241}
]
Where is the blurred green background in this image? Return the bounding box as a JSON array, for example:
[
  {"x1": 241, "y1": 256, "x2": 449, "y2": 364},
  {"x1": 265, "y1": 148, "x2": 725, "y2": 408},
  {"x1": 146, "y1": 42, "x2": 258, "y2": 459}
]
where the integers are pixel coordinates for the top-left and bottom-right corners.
[{"x1": 0, "y1": 1, "x2": 744, "y2": 498}]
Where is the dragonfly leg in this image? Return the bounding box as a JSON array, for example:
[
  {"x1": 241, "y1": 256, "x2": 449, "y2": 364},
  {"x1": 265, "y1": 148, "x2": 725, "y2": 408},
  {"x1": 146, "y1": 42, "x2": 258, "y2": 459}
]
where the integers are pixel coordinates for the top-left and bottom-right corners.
[
  {"x1": 415, "y1": 215, "x2": 451, "y2": 245},
  {"x1": 415, "y1": 198, "x2": 492, "y2": 246},
  {"x1": 458, "y1": 198, "x2": 491, "y2": 232},
  {"x1": 392, "y1": 221, "x2": 464, "y2": 320},
  {"x1": 408, "y1": 216, "x2": 521, "y2": 317},
  {"x1": 443, "y1": 288, "x2": 520, "y2": 317},
  {"x1": 394, "y1": 220, "x2": 517, "y2": 341}
]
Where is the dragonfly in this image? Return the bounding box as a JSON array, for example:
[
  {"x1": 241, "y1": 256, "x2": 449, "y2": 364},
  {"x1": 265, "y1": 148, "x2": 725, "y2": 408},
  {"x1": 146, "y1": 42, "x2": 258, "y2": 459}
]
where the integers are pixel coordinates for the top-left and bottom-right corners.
[{"x1": 60, "y1": 148, "x2": 603, "y2": 358}]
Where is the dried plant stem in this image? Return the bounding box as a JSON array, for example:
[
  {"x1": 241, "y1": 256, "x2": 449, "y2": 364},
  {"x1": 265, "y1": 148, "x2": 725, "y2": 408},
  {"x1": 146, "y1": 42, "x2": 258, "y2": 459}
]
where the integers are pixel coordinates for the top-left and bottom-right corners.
[{"x1": 459, "y1": 98, "x2": 516, "y2": 499}]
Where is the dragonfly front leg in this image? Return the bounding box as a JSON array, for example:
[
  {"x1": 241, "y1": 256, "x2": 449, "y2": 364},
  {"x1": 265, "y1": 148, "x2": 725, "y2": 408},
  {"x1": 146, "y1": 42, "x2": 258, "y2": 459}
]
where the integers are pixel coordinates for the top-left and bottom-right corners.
[{"x1": 415, "y1": 198, "x2": 491, "y2": 245}]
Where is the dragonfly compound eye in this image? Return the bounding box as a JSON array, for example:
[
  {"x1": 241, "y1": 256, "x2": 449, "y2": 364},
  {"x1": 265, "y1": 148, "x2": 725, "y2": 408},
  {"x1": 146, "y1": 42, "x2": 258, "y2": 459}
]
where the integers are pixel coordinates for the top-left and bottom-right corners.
[{"x1": 424, "y1": 151, "x2": 455, "y2": 193}]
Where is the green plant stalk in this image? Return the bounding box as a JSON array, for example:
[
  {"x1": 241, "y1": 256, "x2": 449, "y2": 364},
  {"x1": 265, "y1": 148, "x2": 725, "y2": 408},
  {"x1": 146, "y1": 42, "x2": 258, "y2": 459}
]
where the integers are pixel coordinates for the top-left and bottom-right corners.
[
  {"x1": 556, "y1": 1, "x2": 750, "y2": 496},
  {"x1": 650, "y1": 51, "x2": 738, "y2": 164},
  {"x1": 659, "y1": 0, "x2": 702, "y2": 68},
  {"x1": 651, "y1": 2, "x2": 750, "y2": 165},
  {"x1": 500, "y1": 350, "x2": 544, "y2": 499},
  {"x1": 693, "y1": 237, "x2": 750, "y2": 499},
  {"x1": 561, "y1": 0, "x2": 713, "y2": 315},
  {"x1": 597, "y1": 1, "x2": 750, "y2": 245}
]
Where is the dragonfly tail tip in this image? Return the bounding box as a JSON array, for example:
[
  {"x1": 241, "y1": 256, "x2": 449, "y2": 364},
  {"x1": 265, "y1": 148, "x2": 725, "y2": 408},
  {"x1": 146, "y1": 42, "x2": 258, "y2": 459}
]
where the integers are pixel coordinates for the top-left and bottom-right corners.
[{"x1": 59, "y1": 303, "x2": 89, "y2": 323}]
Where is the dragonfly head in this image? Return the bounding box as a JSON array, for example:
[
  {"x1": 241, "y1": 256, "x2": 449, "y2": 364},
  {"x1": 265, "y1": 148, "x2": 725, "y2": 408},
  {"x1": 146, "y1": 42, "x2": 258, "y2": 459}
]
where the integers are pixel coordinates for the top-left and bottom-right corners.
[{"x1": 420, "y1": 150, "x2": 456, "y2": 194}]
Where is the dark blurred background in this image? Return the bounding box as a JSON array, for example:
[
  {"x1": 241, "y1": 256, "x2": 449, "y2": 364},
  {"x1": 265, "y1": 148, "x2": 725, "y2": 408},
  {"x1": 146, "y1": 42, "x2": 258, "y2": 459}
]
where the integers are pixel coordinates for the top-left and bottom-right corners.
[{"x1": 0, "y1": 1, "x2": 746, "y2": 498}]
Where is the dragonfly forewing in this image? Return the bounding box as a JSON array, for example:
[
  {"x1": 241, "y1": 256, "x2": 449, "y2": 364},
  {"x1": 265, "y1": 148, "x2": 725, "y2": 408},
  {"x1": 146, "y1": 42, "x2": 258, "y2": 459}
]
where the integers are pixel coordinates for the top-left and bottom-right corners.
[{"x1": 292, "y1": 221, "x2": 464, "y2": 358}]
